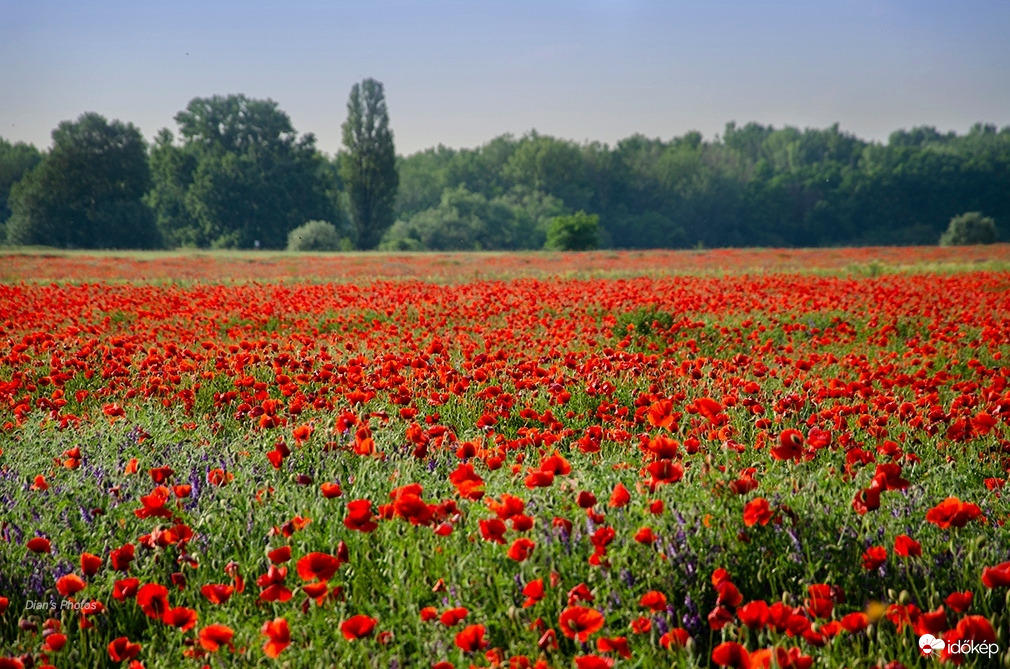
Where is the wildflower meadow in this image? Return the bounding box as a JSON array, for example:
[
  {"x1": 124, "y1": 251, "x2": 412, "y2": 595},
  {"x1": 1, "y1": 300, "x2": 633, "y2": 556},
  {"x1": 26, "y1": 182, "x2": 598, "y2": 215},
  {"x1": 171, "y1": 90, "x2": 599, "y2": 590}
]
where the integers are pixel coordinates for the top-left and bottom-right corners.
[{"x1": 1, "y1": 247, "x2": 1009, "y2": 668}]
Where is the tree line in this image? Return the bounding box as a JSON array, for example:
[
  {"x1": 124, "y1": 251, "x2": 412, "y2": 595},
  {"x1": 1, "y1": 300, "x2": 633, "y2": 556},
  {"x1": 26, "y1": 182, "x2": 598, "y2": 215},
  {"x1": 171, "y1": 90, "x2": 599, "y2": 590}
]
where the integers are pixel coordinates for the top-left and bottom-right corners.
[{"x1": 1, "y1": 82, "x2": 1007, "y2": 250}]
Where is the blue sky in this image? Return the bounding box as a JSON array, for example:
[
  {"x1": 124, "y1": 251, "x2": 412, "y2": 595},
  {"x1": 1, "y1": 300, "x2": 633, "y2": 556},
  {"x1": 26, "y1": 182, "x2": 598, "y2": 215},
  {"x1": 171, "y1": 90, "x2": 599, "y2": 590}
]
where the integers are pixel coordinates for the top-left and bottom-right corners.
[{"x1": 2, "y1": 0, "x2": 1008, "y2": 155}]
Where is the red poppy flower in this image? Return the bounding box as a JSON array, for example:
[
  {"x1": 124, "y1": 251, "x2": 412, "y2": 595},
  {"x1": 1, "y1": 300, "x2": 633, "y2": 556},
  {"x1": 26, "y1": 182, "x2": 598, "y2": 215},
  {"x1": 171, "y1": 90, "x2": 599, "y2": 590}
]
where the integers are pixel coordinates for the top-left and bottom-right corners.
[
  {"x1": 981, "y1": 561, "x2": 1010, "y2": 588},
  {"x1": 559, "y1": 605, "x2": 605, "y2": 642},
  {"x1": 639, "y1": 590, "x2": 667, "y2": 611},
  {"x1": 207, "y1": 468, "x2": 233, "y2": 486},
  {"x1": 200, "y1": 583, "x2": 233, "y2": 605},
  {"x1": 110, "y1": 543, "x2": 135, "y2": 572},
  {"x1": 647, "y1": 460, "x2": 684, "y2": 486},
  {"x1": 27, "y1": 537, "x2": 51, "y2": 554},
  {"x1": 507, "y1": 538, "x2": 536, "y2": 562},
  {"x1": 449, "y1": 462, "x2": 485, "y2": 500},
  {"x1": 596, "y1": 635, "x2": 631, "y2": 659},
  {"x1": 568, "y1": 582, "x2": 594, "y2": 605},
  {"x1": 341, "y1": 614, "x2": 377, "y2": 640},
  {"x1": 743, "y1": 497, "x2": 772, "y2": 526},
  {"x1": 522, "y1": 579, "x2": 545, "y2": 608},
  {"x1": 945, "y1": 591, "x2": 973, "y2": 613},
  {"x1": 659, "y1": 627, "x2": 690, "y2": 648},
  {"x1": 839, "y1": 612, "x2": 869, "y2": 633},
  {"x1": 261, "y1": 617, "x2": 291, "y2": 658},
  {"x1": 608, "y1": 483, "x2": 631, "y2": 508},
  {"x1": 696, "y1": 397, "x2": 723, "y2": 422},
  {"x1": 631, "y1": 616, "x2": 652, "y2": 634},
  {"x1": 914, "y1": 606, "x2": 948, "y2": 638},
  {"x1": 43, "y1": 632, "x2": 67, "y2": 652},
  {"x1": 136, "y1": 583, "x2": 169, "y2": 619},
  {"x1": 634, "y1": 526, "x2": 656, "y2": 544},
  {"x1": 134, "y1": 485, "x2": 172, "y2": 520},
  {"x1": 770, "y1": 429, "x2": 804, "y2": 461},
  {"x1": 80, "y1": 552, "x2": 103, "y2": 576},
  {"x1": 163, "y1": 606, "x2": 198, "y2": 631},
  {"x1": 524, "y1": 469, "x2": 554, "y2": 488},
  {"x1": 293, "y1": 424, "x2": 312, "y2": 442},
  {"x1": 440, "y1": 607, "x2": 468, "y2": 626},
  {"x1": 712, "y1": 641, "x2": 749, "y2": 669},
  {"x1": 926, "y1": 497, "x2": 982, "y2": 529},
  {"x1": 107, "y1": 636, "x2": 141, "y2": 663},
  {"x1": 303, "y1": 581, "x2": 328, "y2": 600},
  {"x1": 199, "y1": 624, "x2": 235, "y2": 652},
  {"x1": 479, "y1": 518, "x2": 507, "y2": 544},
  {"x1": 112, "y1": 578, "x2": 140, "y2": 601},
  {"x1": 149, "y1": 466, "x2": 174, "y2": 483},
  {"x1": 708, "y1": 604, "x2": 734, "y2": 630},
  {"x1": 0, "y1": 597, "x2": 8, "y2": 615},
  {"x1": 861, "y1": 546, "x2": 887, "y2": 570},
  {"x1": 56, "y1": 574, "x2": 86, "y2": 597},
  {"x1": 296, "y1": 552, "x2": 342, "y2": 582},
  {"x1": 454, "y1": 624, "x2": 487, "y2": 652},
  {"x1": 738, "y1": 600, "x2": 770, "y2": 628},
  {"x1": 805, "y1": 584, "x2": 835, "y2": 619},
  {"x1": 575, "y1": 655, "x2": 614, "y2": 669},
  {"x1": 321, "y1": 482, "x2": 342, "y2": 498},
  {"x1": 646, "y1": 398, "x2": 676, "y2": 428},
  {"x1": 894, "y1": 534, "x2": 921, "y2": 557},
  {"x1": 852, "y1": 485, "x2": 881, "y2": 515},
  {"x1": 257, "y1": 565, "x2": 292, "y2": 602},
  {"x1": 716, "y1": 580, "x2": 743, "y2": 607},
  {"x1": 344, "y1": 499, "x2": 378, "y2": 532}
]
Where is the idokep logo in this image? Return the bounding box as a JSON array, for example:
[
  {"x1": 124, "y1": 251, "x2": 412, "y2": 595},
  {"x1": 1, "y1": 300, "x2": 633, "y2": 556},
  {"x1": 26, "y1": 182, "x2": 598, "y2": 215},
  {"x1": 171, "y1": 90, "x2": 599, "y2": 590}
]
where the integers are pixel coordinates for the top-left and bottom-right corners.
[
  {"x1": 920, "y1": 633, "x2": 1000, "y2": 660},
  {"x1": 919, "y1": 634, "x2": 944, "y2": 658}
]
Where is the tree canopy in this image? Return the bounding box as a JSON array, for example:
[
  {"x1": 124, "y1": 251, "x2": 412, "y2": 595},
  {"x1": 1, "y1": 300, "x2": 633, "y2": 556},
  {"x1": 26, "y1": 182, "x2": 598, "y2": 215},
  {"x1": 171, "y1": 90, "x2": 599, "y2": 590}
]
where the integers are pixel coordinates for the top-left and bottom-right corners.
[
  {"x1": 148, "y1": 94, "x2": 339, "y2": 249},
  {"x1": 1, "y1": 97, "x2": 1007, "y2": 251},
  {"x1": 340, "y1": 79, "x2": 398, "y2": 249},
  {"x1": 6, "y1": 113, "x2": 157, "y2": 248}
]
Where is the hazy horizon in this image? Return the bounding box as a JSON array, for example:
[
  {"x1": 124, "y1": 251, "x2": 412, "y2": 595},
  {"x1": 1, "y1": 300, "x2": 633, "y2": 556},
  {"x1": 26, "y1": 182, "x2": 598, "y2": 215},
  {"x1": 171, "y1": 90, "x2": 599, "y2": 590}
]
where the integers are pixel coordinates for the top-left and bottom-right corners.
[{"x1": 3, "y1": 0, "x2": 1009, "y2": 156}]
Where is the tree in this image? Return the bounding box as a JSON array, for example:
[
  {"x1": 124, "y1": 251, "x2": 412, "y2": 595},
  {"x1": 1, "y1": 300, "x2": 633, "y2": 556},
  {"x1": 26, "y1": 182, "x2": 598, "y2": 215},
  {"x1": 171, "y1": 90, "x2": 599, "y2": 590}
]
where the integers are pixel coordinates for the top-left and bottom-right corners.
[
  {"x1": 544, "y1": 211, "x2": 600, "y2": 251},
  {"x1": 148, "y1": 95, "x2": 339, "y2": 248},
  {"x1": 380, "y1": 186, "x2": 517, "y2": 251},
  {"x1": 939, "y1": 212, "x2": 998, "y2": 246},
  {"x1": 287, "y1": 220, "x2": 343, "y2": 251},
  {"x1": 0, "y1": 139, "x2": 43, "y2": 236},
  {"x1": 6, "y1": 113, "x2": 158, "y2": 248},
  {"x1": 340, "y1": 78, "x2": 398, "y2": 249}
]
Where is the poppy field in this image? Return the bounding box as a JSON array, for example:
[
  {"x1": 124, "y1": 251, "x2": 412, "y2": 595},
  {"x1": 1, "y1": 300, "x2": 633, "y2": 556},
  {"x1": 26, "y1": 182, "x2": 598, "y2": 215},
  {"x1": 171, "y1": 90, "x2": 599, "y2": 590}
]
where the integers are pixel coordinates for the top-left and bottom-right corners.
[{"x1": 1, "y1": 247, "x2": 1010, "y2": 669}]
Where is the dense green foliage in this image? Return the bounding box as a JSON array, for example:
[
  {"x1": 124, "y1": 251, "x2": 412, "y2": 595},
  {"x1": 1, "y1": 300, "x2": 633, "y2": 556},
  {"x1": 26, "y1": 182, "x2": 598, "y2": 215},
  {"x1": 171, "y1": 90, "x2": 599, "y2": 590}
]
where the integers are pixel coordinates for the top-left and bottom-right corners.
[
  {"x1": 394, "y1": 123, "x2": 1010, "y2": 249},
  {"x1": 939, "y1": 211, "x2": 998, "y2": 246},
  {"x1": 5, "y1": 113, "x2": 158, "y2": 248},
  {"x1": 0, "y1": 138, "x2": 42, "y2": 240},
  {"x1": 1, "y1": 96, "x2": 1008, "y2": 250},
  {"x1": 544, "y1": 211, "x2": 601, "y2": 251},
  {"x1": 341, "y1": 79, "x2": 398, "y2": 249},
  {"x1": 287, "y1": 219, "x2": 344, "y2": 251},
  {"x1": 146, "y1": 95, "x2": 340, "y2": 249}
]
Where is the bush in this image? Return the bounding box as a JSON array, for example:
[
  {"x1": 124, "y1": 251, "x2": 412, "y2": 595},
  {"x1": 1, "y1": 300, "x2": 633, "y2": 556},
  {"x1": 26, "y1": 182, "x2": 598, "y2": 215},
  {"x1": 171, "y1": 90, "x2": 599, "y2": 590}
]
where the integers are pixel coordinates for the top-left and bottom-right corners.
[
  {"x1": 939, "y1": 212, "x2": 997, "y2": 246},
  {"x1": 287, "y1": 220, "x2": 342, "y2": 251},
  {"x1": 544, "y1": 211, "x2": 600, "y2": 251}
]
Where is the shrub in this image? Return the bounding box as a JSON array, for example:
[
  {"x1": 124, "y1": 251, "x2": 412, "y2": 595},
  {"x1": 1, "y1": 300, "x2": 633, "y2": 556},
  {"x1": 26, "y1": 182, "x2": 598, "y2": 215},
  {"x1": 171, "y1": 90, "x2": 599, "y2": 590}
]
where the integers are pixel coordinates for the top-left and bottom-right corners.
[
  {"x1": 939, "y1": 212, "x2": 997, "y2": 246},
  {"x1": 544, "y1": 211, "x2": 600, "y2": 251},
  {"x1": 287, "y1": 220, "x2": 342, "y2": 252}
]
